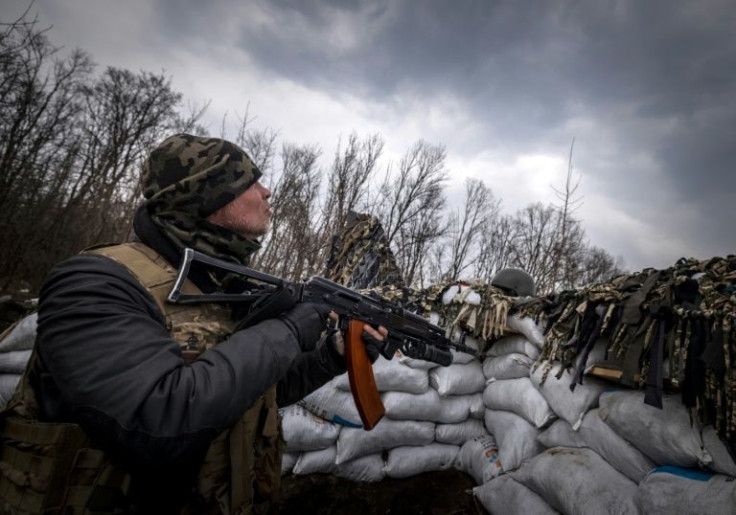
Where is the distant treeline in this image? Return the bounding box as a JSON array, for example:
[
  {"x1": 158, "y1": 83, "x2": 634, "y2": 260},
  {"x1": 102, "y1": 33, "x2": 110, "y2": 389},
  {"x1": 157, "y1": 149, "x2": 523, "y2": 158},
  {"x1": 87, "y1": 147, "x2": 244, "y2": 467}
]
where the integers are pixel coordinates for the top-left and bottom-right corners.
[{"x1": 0, "y1": 10, "x2": 621, "y2": 295}]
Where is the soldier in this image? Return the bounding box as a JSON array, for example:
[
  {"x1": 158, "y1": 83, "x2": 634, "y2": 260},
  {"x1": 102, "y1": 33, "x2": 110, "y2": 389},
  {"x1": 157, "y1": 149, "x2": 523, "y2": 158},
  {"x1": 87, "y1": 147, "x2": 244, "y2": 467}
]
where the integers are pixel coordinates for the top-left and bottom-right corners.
[{"x1": 0, "y1": 134, "x2": 386, "y2": 514}]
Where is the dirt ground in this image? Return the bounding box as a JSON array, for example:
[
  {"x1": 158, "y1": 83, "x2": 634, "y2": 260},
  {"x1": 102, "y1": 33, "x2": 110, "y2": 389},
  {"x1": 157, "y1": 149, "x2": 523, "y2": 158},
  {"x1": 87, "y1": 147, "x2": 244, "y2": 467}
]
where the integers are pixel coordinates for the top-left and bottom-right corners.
[{"x1": 273, "y1": 469, "x2": 488, "y2": 514}]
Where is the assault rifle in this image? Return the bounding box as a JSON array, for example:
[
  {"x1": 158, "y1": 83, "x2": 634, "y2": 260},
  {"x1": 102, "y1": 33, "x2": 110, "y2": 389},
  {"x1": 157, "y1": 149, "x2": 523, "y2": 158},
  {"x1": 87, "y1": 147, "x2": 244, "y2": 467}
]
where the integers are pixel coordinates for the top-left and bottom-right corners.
[{"x1": 167, "y1": 247, "x2": 476, "y2": 429}]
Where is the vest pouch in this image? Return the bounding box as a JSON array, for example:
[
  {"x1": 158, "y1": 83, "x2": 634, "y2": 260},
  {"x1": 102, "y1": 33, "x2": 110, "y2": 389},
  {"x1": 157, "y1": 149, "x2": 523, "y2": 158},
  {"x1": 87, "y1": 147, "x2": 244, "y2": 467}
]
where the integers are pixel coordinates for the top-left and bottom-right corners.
[{"x1": 0, "y1": 417, "x2": 89, "y2": 513}]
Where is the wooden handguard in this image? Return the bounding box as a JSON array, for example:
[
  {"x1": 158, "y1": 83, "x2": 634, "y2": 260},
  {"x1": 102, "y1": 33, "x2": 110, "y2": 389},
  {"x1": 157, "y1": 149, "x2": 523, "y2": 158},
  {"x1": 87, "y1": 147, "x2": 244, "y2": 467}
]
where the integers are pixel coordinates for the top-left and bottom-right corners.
[{"x1": 345, "y1": 319, "x2": 385, "y2": 430}]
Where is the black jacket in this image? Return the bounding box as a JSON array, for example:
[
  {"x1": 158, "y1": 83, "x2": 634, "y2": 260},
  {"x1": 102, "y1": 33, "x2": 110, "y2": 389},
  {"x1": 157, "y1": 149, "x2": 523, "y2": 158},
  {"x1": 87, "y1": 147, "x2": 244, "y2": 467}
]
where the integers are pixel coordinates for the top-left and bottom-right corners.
[{"x1": 32, "y1": 210, "x2": 345, "y2": 477}]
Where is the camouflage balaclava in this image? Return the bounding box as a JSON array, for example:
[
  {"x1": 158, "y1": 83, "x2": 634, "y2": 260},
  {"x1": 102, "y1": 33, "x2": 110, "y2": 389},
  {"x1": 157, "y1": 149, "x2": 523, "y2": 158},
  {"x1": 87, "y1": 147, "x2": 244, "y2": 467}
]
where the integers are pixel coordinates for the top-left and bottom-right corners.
[{"x1": 142, "y1": 133, "x2": 263, "y2": 266}]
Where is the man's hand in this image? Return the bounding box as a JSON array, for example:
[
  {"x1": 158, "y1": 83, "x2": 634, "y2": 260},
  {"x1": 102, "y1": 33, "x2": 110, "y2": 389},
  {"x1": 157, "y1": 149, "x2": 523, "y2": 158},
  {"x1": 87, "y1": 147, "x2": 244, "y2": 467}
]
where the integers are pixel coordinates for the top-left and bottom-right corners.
[
  {"x1": 329, "y1": 319, "x2": 388, "y2": 364},
  {"x1": 279, "y1": 302, "x2": 330, "y2": 351}
]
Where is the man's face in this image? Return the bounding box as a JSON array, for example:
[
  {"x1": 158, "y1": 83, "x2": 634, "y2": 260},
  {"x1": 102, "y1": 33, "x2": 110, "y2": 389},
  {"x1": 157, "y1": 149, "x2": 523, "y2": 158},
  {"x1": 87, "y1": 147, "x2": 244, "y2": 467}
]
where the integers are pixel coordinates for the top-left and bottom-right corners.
[{"x1": 207, "y1": 181, "x2": 272, "y2": 239}]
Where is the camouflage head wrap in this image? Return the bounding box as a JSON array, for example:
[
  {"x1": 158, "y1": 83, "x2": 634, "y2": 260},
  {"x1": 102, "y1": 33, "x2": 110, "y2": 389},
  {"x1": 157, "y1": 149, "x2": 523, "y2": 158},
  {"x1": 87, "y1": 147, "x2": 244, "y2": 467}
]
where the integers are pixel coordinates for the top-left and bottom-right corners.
[{"x1": 142, "y1": 133, "x2": 263, "y2": 265}]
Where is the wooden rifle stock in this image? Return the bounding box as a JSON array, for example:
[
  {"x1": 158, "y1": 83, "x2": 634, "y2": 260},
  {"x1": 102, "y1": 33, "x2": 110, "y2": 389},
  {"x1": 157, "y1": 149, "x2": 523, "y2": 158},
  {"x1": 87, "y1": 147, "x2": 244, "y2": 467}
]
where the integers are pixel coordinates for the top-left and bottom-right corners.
[{"x1": 344, "y1": 319, "x2": 385, "y2": 430}]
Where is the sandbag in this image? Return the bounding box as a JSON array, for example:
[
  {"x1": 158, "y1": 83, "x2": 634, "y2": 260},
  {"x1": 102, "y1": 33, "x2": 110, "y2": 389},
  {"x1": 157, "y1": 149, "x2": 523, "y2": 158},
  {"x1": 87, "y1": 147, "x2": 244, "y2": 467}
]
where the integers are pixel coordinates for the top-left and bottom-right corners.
[
  {"x1": 505, "y1": 315, "x2": 545, "y2": 348},
  {"x1": 293, "y1": 446, "x2": 385, "y2": 482},
  {"x1": 482, "y1": 352, "x2": 534, "y2": 380},
  {"x1": 0, "y1": 373, "x2": 20, "y2": 409},
  {"x1": 381, "y1": 389, "x2": 478, "y2": 424},
  {"x1": 384, "y1": 443, "x2": 459, "y2": 479},
  {"x1": 454, "y1": 435, "x2": 503, "y2": 485},
  {"x1": 511, "y1": 447, "x2": 639, "y2": 515},
  {"x1": 429, "y1": 360, "x2": 486, "y2": 396},
  {"x1": 530, "y1": 361, "x2": 606, "y2": 430},
  {"x1": 280, "y1": 404, "x2": 342, "y2": 452},
  {"x1": 0, "y1": 312, "x2": 37, "y2": 352},
  {"x1": 333, "y1": 355, "x2": 429, "y2": 394},
  {"x1": 336, "y1": 419, "x2": 435, "y2": 464},
  {"x1": 450, "y1": 334, "x2": 481, "y2": 365},
  {"x1": 635, "y1": 467, "x2": 736, "y2": 514},
  {"x1": 281, "y1": 452, "x2": 299, "y2": 475},
  {"x1": 473, "y1": 475, "x2": 559, "y2": 515},
  {"x1": 576, "y1": 408, "x2": 655, "y2": 483},
  {"x1": 484, "y1": 409, "x2": 543, "y2": 472},
  {"x1": 536, "y1": 419, "x2": 585, "y2": 449},
  {"x1": 701, "y1": 425, "x2": 736, "y2": 476},
  {"x1": 435, "y1": 419, "x2": 488, "y2": 445},
  {"x1": 0, "y1": 349, "x2": 31, "y2": 374},
  {"x1": 486, "y1": 334, "x2": 540, "y2": 360},
  {"x1": 483, "y1": 378, "x2": 555, "y2": 428},
  {"x1": 598, "y1": 390, "x2": 711, "y2": 468},
  {"x1": 299, "y1": 379, "x2": 362, "y2": 427}
]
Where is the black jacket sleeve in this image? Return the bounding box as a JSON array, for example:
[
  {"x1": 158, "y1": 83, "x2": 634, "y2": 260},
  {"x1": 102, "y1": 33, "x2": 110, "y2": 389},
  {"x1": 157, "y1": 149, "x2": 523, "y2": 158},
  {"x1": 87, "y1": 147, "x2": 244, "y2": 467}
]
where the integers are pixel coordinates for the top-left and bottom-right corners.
[{"x1": 35, "y1": 254, "x2": 306, "y2": 471}]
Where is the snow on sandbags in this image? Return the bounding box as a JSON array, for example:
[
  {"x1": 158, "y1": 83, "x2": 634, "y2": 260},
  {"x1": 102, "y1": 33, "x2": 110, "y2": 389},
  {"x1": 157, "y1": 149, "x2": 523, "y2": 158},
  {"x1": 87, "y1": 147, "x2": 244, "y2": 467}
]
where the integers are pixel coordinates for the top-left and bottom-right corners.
[
  {"x1": 0, "y1": 374, "x2": 21, "y2": 409},
  {"x1": 511, "y1": 447, "x2": 639, "y2": 515},
  {"x1": 530, "y1": 361, "x2": 606, "y2": 430},
  {"x1": 333, "y1": 355, "x2": 429, "y2": 394},
  {"x1": 0, "y1": 349, "x2": 31, "y2": 374},
  {"x1": 484, "y1": 409, "x2": 543, "y2": 472},
  {"x1": 382, "y1": 389, "x2": 482, "y2": 424},
  {"x1": 293, "y1": 446, "x2": 385, "y2": 482},
  {"x1": 384, "y1": 443, "x2": 459, "y2": 479},
  {"x1": 298, "y1": 378, "x2": 363, "y2": 427},
  {"x1": 0, "y1": 312, "x2": 37, "y2": 352},
  {"x1": 473, "y1": 474, "x2": 559, "y2": 515},
  {"x1": 454, "y1": 435, "x2": 503, "y2": 484},
  {"x1": 701, "y1": 425, "x2": 736, "y2": 476},
  {"x1": 435, "y1": 419, "x2": 488, "y2": 445},
  {"x1": 483, "y1": 378, "x2": 555, "y2": 428},
  {"x1": 336, "y1": 419, "x2": 435, "y2": 464},
  {"x1": 537, "y1": 409, "x2": 655, "y2": 483},
  {"x1": 486, "y1": 334, "x2": 540, "y2": 360},
  {"x1": 598, "y1": 390, "x2": 712, "y2": 468},
  {"x1": 429, "y1": 360, "x2": 485, "y2": 396},
  {"x1": 482, "y1": 352, "x2": 534, "y2": 380},
  {"x1": 280, "y1": 404, "x2": 342, "y2": 452},
  {"x1": 635, "y1": 467, "x2": 736, "y2": 515},
  {"x1": 505, "y1": 314, "x2": 545, "y2": 348}
]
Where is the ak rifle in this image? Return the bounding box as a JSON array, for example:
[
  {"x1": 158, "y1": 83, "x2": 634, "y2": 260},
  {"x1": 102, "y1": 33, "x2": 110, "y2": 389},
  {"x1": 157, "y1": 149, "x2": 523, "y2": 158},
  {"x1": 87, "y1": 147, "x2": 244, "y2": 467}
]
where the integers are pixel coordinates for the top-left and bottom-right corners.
[{"x1": 167, "y1": 247, "x2": 476, "y2": 429}]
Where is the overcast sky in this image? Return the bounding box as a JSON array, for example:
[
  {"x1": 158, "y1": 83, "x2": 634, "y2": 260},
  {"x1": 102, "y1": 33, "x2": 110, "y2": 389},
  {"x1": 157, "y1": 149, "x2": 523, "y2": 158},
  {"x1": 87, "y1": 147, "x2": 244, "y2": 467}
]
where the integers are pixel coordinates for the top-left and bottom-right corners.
[{"x1": 3, "y1": 0, "x2": 734, "y2": 271}]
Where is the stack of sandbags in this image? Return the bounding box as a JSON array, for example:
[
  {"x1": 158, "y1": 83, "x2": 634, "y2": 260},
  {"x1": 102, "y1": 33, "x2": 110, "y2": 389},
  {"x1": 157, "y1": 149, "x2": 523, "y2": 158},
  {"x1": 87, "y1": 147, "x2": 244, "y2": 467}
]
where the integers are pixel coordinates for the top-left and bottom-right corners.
[{"x1": 0, "y1": 312, "x2": 36, "y2": 408}]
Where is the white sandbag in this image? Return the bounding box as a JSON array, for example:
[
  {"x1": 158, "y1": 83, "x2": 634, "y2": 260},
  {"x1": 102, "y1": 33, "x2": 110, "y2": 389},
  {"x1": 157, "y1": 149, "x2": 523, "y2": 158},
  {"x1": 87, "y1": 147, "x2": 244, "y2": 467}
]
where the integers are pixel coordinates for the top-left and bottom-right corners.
[
  {"x1": 298, "y1": 379, "x2": 362, "y2": 427},
  {"x1": 435, "y1": 419, "x2": 488, "y2": 445},
  {"x1": 484, "y1": 409, "x2": 543, "y2": 472},
  {"x1": 280, "y1": 404, "x2": 341, "y2": 452},
  {"x1": 486, "y1": 335, "x2": 540, "y2": 360},
  {"x1": 281, "y1": 452, "x2": 299, "y2": 475},
  {"x1": 454, "y1": 435, "x2": 503, "y2": 485},
  {"x1": 0, "y1": 312, "x2": 37, "y2": 352},
  {"x1": 381, "y1": 389, "x2": 478, "y2": 424},
  {"x1": 398, "y1": 354, "x2": 437, "y2": 370},
  {"x1": 530, "y1": 361, "x2": 605, "y2": 430},
  {"x1": 506, "y1": 315, "x2": 545, "y2": 348},
  {"x1": 483, "y1": 378, "x2": 555, "y2": 428},
  {"x1": 511, "y1": 447, "x2": 639, "y2": 515},
  {"x1": 336, "y1": 419, "x2": 435, "y2": 464},
  {"x1": 468, "y1": 393, "x2": 485, "y2": 419},
  {"x1": 482, "y1": 353, "x2": 534, "y2": 380},
  {"x1": 0, "y1": 374, "x2": 21, "y2": 409},
  {"x1": 441, "y1": 284, "x2": 481, "y2": 306},
  {"x1": 536, "y1": 419, "x2": 585, "y2": 449},
  {"x1": 294, "y1": 446, "x2": 385, "y2": 482},
  {"x1": 333, "y1": 355, "x2": 429, "y2": 394},
  {"x1": 576, "y1": 408, "x2": 655, "y2": 483},
  {"x1": 635, "y1": 467, "x2": 736, "y2": 514},
  {"x1": 0, "y1": 350, "x2": 31, "y2": 374},
  {"x1": 429, "y1": 360, "x2": 485, "y2": 396},
  {"x1": 702, "y1": 425, "x2": 736, "y2": 476},
  {"x1": 599, "y1": 390, "x2": 711, "y2": 468},
  {"x1": 384, "y1": 443, "x2": 459, "y2": 479},
  {"x1": 473, "y1": 475, "x2": 559, "y2": 515}
]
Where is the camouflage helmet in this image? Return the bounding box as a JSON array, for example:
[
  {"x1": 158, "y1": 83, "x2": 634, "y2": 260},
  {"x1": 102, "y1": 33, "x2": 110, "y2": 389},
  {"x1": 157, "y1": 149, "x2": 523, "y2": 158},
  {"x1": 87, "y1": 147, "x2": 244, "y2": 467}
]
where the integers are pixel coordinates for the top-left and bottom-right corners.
[
  {"x1": 142, "y1": 133, "x2": 261, "y2": 217},
  {"x1": 491, "y1": 268, "x2": 536, "y2": 297}
]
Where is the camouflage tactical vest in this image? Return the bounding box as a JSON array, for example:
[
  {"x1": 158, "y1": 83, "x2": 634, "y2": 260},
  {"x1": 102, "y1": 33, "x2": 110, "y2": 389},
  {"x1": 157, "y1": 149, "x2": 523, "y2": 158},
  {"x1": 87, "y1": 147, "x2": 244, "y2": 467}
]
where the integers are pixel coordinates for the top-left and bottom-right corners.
[{"x1": 0, "y1": 242, "x2": 283, "y2": 514}]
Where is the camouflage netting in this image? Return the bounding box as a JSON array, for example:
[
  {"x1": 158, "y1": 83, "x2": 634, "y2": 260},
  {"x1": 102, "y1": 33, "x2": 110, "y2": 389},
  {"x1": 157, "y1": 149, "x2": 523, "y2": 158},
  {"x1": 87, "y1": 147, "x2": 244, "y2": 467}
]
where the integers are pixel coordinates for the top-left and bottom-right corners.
[{"x1": 325, "y1": 212, "x2": 736, "y2": 456}]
